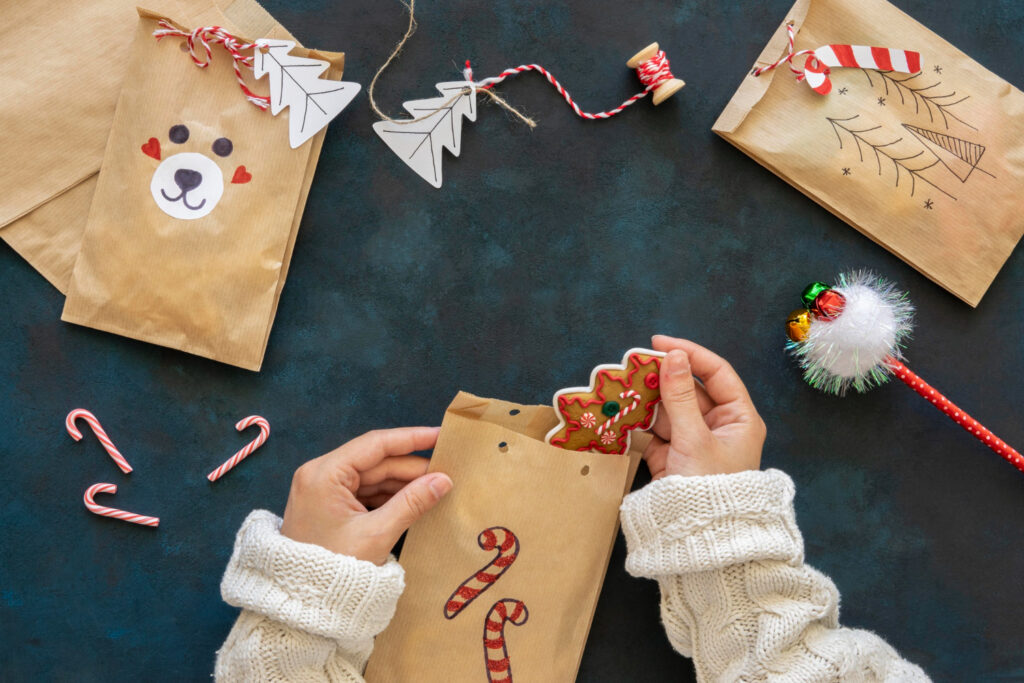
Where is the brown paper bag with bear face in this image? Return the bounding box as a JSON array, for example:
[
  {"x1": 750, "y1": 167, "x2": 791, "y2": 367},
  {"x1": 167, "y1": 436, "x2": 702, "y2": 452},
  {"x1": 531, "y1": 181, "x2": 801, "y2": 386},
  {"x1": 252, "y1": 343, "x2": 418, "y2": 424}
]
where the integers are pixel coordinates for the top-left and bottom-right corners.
[
  {"x1": 0, "y1": 0, "x2": 304, "y2": 296},
  {"x1": 60, "y1": 7, "x2": 342, "y2": 370},
  {"x1": 365, "y1": 392, "x2": 646, "y2": 683},
  {"x1": 712, "y1": 0, "x2": 1024, "y2": 307}
]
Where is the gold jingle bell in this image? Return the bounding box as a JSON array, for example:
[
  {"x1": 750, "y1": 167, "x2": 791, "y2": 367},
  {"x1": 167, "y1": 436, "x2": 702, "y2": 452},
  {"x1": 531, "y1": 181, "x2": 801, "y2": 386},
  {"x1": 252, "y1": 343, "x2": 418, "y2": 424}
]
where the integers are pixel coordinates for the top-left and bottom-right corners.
[{"x1": 786, "y1": 308, "x2": 811, "y2": 343}]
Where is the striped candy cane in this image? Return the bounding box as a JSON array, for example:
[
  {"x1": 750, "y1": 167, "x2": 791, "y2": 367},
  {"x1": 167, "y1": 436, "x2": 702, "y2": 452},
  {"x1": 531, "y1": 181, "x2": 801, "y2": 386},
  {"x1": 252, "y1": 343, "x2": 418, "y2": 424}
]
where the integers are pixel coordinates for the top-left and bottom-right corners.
[
  {"x1": 207, "y1": 416, "x2": 271, "y2": 482},
  {"x1": 483, "y1": 599, "x2": 529, "y2": 683},
  {"x1": 444, "y1": 527, "x2": 520, "y2": 619},
  {"x1": 66, "y1": 409, "x2": 133, "y2": 474},
  {"x1": 596, "y1": 390, "x2": 642, "y2": 435},
  {"x1": 83, "y1": 483, "x2": 160, "y2": 527},
  {"x1": 753, "y1": 23, "x2": 920, "y2": 95}
]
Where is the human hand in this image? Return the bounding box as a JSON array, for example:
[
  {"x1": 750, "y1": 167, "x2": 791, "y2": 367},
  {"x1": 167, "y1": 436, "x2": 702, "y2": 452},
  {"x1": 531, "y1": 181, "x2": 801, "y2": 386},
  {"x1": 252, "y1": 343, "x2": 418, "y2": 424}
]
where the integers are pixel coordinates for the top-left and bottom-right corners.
[
  {"x1": 643, "y1": 335, "x2": 766, "y2": 478},
  {"x1": 280, "y1": 427, "x2": 453, "y2": 565}
]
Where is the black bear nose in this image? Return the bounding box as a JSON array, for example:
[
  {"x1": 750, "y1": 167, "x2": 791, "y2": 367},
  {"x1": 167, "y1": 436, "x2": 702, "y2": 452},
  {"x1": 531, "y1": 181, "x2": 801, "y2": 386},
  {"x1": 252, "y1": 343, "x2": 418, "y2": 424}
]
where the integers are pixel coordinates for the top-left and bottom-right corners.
[{"x1": 174, "y1": 168, "x2": 203, "y2": 192}]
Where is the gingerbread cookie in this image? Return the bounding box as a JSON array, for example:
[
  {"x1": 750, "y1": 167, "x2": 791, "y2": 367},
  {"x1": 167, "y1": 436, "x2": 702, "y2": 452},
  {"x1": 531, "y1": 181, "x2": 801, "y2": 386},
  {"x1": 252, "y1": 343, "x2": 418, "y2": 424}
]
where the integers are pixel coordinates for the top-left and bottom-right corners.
[{"x1": 545, "y1": 348, "x2": 665, "y2": 455}]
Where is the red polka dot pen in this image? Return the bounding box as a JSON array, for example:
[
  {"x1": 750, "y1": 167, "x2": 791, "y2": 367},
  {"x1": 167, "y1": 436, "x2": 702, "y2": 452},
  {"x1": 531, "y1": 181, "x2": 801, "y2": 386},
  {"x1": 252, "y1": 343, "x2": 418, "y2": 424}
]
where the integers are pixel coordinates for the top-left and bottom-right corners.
[{"x1": 785, "y1": 271, "x2": 1024, "y2": 475}]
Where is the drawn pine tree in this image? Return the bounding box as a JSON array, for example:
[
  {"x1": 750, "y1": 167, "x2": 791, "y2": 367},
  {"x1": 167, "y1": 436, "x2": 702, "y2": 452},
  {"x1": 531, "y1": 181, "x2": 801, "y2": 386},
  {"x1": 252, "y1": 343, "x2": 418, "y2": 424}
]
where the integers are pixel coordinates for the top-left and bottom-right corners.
[
  {"x1": 862, "y1": 70, "x2": 975, "y2": 130},
  {"x1": 253, "y1": 39, "x2": 362, "y2": 148},
  {"x1": 372, "y1": 82, "x2": 478, "y2": 188},
  {"x1": 827, "y1": 115, "x2": 956, "y2": 200},
  {"x1": 902, "y1": 124, "x2": 993, "y2": 183}
]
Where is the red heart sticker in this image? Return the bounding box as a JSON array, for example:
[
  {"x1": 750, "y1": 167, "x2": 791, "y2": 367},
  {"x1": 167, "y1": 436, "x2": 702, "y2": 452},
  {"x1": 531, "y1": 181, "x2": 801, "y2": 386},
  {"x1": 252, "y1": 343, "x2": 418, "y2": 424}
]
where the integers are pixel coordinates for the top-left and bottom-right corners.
[
  {"x1": 231, "y1": 165, "x2": 252, "y2": 184},
  {"x1": 141, "y1": 137, "x2": 161, "y2": 160}
]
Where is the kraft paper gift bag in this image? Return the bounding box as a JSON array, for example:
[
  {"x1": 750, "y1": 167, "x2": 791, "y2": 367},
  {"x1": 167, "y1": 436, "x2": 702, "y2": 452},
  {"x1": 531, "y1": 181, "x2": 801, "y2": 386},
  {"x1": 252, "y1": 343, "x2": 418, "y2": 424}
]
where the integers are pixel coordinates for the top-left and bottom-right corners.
[
  {"x1": 0, "y1": 0, "x2": 312, "y2": 297},
  {"x1": 712, "y1": 0, "x2": 1024, "y2": 307},
  {"x1": 365, "y1": 392, "x2": 646, "y2": 683},
  {"x1": 60, "y1": 7, "x2": 346, "y2": 370},
  {"x1": 0, "y1": 0, "x2": 156, "y2": 231}
]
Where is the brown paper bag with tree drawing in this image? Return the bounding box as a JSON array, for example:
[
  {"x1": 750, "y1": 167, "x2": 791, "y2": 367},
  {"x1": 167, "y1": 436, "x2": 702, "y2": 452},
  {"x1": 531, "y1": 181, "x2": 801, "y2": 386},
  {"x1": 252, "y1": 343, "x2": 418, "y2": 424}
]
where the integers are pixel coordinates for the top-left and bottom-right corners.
[
  {"x1": 712, "y1": 0, "x2": 1024, "y2": 307},
  {"x1": 60, "y1": 7, "x2": 345, "y2": 370},
  {"x1": 365, "y1": 392, "x2": 646, "y2": 683},
  {"x1": 0, "y1": 0, "x2": 309, "y2": 296}
]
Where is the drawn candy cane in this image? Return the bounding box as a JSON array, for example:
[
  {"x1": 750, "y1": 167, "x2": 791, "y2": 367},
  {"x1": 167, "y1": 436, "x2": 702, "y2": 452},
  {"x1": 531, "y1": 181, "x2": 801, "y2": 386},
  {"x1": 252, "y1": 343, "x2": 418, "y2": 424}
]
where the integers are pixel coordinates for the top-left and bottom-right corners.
[
  {"x1": 66, "y1": 409, "x2": 133, "y2": 474},
  {"x1": 83, "y1": 483, "x2": 160, "y2": 527},
  {"x1": 444, "y1": 527, "x2": 519, "y2": 619},
  {"x1": 207, "y1": 416, "x2": 270, "y2": 482},
  {"x1": 595, "y1": 390, "x2": 642, "y2": 435},
  {"x1": 483, "y1": 599, "x2": 529, "y2": 683}
]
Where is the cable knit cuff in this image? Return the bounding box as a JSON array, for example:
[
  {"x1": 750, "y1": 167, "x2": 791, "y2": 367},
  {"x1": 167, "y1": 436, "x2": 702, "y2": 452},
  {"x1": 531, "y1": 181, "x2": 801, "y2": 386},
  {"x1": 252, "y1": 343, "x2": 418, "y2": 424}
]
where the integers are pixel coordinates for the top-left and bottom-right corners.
[
  {"x1": 620, "y1": 469, "x2": 803, "y2": 578},
  {"x1": 220, "y1": 510, "x2": 405, "y2": 642}
]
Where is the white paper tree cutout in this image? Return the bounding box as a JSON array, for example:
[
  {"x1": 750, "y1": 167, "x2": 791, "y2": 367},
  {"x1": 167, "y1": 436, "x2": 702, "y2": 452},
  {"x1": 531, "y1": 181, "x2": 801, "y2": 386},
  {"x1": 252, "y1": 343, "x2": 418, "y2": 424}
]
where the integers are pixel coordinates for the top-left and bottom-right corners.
[
  {"x1": 372, "y1": 82, "x2": 478, "y2": 188},
  {"x1": 253, "y1": 39, "x2": 361, "y2": 149}
]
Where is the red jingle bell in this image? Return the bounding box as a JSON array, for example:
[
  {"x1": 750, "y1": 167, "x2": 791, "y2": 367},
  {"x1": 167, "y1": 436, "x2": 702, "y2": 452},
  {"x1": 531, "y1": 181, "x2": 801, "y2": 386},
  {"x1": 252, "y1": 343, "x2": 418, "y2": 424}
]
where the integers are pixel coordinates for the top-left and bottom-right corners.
[{"x1": 811, "y1": 289, "x2": 846, "y2": 320}]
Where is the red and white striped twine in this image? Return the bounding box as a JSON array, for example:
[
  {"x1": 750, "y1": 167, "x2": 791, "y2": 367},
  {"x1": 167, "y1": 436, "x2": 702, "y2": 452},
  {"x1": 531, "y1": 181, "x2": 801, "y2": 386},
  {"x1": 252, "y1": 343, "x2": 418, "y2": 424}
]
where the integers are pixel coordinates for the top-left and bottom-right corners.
[
  {"x1": 153, "y1": 20, "x2": 270, "y2": 110},
  {"x1": 66, "y1": 409, "x2": 133, "y2": 474},
  {"x1": 887, "y1": 358, "x2": 1024, "y2": 475},
  {"x1": 207, "y1": 416, "x2": 271, "y2": 482},
  {"x1": 752, "y1": 23, "x2": 816, "y2": 80},
  {"x1": 467, "y1": 49, "x2": 678, "y2": 120},
  {"x1": 83, "y1": 483, "x2": 160, "y2": 527}
]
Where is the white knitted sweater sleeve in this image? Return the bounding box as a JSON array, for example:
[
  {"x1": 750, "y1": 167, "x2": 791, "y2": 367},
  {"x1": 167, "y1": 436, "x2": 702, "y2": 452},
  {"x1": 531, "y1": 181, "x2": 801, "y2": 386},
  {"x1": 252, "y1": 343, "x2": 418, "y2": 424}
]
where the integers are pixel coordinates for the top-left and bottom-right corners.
[
  {"x1": 214, "y1": 510, "x2": 404, "y2": 682},
  {"x1": 620, "y1": 470, "x2": 931, "y2": 682}
]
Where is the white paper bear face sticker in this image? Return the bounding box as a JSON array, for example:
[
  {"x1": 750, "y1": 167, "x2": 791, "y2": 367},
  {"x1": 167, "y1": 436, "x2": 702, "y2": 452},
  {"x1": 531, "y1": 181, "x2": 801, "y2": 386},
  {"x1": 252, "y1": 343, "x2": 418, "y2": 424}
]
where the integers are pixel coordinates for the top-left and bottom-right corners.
[{"x1": 142, "y1": 124, "x2": 250, "y2": 220}]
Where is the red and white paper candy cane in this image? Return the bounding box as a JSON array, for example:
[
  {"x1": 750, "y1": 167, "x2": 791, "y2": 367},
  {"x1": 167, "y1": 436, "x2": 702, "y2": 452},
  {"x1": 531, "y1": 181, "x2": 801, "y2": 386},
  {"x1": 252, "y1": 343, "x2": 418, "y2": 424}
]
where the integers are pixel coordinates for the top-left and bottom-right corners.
[
  {"x1": 753, "y1": 23, "x2": 920, "y2": 95},
  {"x1": 445, "y1": 527, "x2": 520, "y2": 619},
  {"x1": 66, "y1": 409, "x2": 133, "y2": 474},
  {"x1": 483, "y1": 599, "x2": 529, "y2": 683},
  {"x1": 83, "y1": 483, "x2": 159, "y2": 527},
  {"x1": 595, "y1": 390, "x2": 642, "y2": 435},
  {"x1": 207, "y1": 416, "x2": 271, "y2": 482}
]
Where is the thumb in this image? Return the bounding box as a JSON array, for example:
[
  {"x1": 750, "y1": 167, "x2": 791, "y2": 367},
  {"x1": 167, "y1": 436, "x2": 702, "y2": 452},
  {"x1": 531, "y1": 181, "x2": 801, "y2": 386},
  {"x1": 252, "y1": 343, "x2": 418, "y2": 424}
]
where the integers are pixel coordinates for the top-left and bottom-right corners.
[
  {"x1": 660, "y1": 350, "x2": 711, "y2": 451},
  {"x1": 374, "y1": 472, "x2": 453, "y2": 539}
]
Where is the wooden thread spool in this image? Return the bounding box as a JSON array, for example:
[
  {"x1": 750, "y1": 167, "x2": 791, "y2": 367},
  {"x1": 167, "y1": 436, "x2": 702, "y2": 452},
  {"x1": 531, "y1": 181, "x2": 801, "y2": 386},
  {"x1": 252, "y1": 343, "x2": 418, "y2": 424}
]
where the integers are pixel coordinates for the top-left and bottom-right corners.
[{"x1": 627, "y1": 42, "x2": 685, "y2": 105}]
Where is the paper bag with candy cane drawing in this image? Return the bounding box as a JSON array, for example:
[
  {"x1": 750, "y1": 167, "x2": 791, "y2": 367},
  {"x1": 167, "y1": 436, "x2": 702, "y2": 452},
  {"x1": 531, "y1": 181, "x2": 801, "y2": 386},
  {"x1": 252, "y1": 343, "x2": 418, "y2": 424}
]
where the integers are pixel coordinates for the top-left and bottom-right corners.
[
  {"x1": 712, "y1": 0, "x2": 1024, "y2": 307},
  {"x1": 365, "y1": 391, "x2": 646, "y2": 683},
  {"x1": 60, "y1": 6, "x2": 356, "y2": 370}
]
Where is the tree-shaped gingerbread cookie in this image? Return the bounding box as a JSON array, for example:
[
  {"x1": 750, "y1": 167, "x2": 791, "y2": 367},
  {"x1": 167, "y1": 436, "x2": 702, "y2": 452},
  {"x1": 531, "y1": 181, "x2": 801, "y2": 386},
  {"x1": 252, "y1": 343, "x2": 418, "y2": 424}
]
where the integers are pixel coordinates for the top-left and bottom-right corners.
[{"x1": 545, "y1": 348, "x2": 665, "y2": 455}]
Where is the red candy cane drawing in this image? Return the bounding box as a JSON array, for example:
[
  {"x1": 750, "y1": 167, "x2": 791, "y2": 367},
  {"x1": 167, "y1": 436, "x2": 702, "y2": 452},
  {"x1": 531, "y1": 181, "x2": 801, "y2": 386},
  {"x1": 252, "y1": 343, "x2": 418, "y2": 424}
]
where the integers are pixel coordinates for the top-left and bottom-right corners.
[
  {"x1": 483, "y1": 599, "x2": 529, "y2": 683},
  {"x1": 444, "y1": 527, "x2": 519, "y2": 619}
]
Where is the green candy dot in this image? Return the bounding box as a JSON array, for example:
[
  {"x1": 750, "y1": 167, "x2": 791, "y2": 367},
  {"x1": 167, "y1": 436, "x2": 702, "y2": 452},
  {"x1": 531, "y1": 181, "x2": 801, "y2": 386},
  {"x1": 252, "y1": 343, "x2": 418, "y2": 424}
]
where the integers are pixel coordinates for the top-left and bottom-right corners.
[
  {"x1": 601, "y1": 401, "x2": 620, "y2": 417},
  {"x1": 801, "y1": 281, "x2": 831, "y2": 308}
]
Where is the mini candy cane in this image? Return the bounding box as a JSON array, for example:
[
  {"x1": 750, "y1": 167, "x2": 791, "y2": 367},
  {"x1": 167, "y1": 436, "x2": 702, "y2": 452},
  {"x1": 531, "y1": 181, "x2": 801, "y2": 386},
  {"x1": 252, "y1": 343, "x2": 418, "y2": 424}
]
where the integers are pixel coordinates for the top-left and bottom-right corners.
[
  {"x1": 483, "y1": 599, "x2": 529, "y2": 683},
  {"x1": 83, "y1": 483, "x2": 159, "y2": 527},
  {"x1": 445, "y1": 527, "x2": 519, "y2": 619},
  {"x1": 596, "y1": 390, "x2": 642, "y2": 435},
  {"x1": 66, "y1": 409, "x2": 133, "y2": 474},
  {"x1": 207, "y1": 416, "x2": 270, "y2": 482}
]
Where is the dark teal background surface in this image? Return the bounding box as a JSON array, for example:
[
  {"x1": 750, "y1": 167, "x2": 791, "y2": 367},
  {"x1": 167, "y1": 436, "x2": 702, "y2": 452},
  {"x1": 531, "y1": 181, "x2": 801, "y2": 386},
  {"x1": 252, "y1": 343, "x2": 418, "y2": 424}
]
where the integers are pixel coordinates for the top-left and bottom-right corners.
[{"x1": 2, "y1": 0, "x2": 1023, "y2": 680}]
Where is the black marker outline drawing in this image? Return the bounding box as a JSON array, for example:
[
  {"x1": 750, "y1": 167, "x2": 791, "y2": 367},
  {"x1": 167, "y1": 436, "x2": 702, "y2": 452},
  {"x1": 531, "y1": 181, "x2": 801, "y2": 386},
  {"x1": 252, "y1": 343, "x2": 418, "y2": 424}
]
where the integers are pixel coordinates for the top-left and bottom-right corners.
[
  {"x1": 827, "y1": 115, "x2": 956, "y2": 200},
  {"x1": 862, "y1": 70, "x2": 976, "y2": 131},
  {"x1": 902, "y1": 124, "x2": 995, "y2": 184}
]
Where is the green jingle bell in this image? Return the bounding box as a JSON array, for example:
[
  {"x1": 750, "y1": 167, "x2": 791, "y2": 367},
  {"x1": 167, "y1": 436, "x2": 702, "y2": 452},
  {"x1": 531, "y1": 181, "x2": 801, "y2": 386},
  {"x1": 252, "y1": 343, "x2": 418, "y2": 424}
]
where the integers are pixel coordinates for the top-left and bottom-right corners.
[{"x1": 801, "y1": 281, "x2": 831, "y2": 308}]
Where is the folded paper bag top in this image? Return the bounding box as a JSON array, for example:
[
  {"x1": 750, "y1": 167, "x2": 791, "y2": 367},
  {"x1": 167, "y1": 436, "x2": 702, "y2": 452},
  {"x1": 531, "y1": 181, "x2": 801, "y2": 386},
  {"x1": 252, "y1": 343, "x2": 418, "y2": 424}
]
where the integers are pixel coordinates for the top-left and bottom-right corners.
[
  {"x1": 713, "y1": 0, "x2": 1024, "y2": 307},
  {"x1": 365, "y1": 391, "x2": 646, "y2": 683},
  {"x1": 60, "y1": 7, "x2": 348, "y2": 370}
]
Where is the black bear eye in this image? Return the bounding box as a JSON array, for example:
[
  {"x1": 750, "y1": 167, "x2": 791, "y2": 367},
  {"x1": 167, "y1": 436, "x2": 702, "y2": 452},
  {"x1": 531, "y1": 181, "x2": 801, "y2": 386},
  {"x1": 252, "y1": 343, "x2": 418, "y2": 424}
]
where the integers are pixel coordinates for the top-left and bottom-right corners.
[
  {"x1": 169, "y1": 125, "x2": 189, "y2": 144},
  {"x1": 212, "y1": 138, "x2": 233, "y2": 157}
]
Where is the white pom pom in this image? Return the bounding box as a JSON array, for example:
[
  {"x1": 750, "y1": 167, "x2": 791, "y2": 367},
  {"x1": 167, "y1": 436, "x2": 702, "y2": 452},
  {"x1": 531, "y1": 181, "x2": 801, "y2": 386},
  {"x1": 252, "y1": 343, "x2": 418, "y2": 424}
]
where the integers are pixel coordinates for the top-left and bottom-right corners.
[{"x1": 789, "y1": 271, "x2": 914, "y2": 395}]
